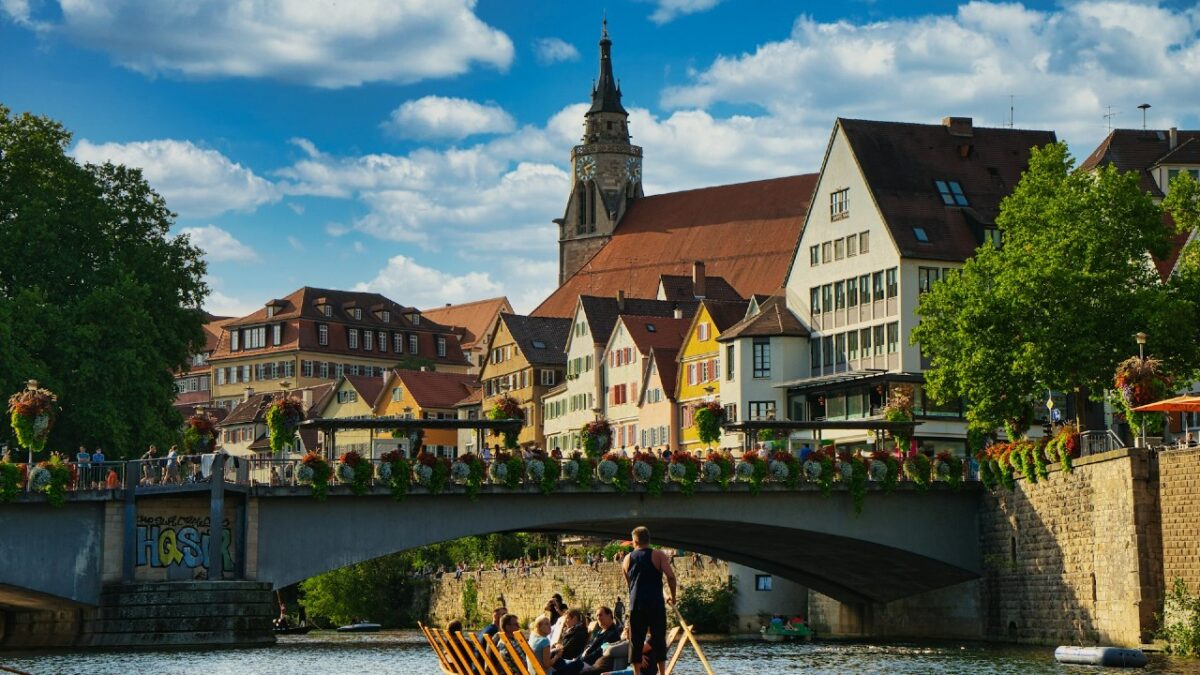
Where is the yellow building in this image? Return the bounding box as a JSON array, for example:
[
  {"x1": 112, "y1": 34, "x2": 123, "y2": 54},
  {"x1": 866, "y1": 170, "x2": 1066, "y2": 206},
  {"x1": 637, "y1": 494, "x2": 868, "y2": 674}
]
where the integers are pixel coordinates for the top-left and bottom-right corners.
[
  {"x1": 314, "y1": 375, "x2": 386, "y2": 457},
  {"x1": 677, "y1": 300, "x2": 749, "y2": 452},
  {"x1": 478, "y1": 314, "x2": 570, "y2": 449},
  {"x1": 376, "y1": 369, "x2": 480, "y2": 458}
]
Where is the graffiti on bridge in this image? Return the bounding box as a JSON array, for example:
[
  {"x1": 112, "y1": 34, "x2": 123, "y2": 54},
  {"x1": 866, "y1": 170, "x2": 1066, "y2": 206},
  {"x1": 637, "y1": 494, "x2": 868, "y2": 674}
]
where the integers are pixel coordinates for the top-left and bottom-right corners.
[{"x1": 135, "y1": 514, "x2": 234, "y2": 572}]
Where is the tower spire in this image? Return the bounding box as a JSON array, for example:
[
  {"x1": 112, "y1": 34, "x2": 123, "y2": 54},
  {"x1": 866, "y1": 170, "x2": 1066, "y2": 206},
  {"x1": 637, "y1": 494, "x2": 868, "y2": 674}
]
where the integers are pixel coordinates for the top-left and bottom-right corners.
[{"x1": 589, "y1": 17, "x2": 626, "y2": 116}]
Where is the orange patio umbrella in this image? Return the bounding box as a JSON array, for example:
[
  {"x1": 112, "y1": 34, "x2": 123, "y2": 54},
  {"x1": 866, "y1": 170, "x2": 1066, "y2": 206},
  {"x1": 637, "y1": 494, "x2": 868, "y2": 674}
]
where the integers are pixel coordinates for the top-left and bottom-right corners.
[{"x1": 1132, "y1": 395, "x2": 1200, "y2": 413}]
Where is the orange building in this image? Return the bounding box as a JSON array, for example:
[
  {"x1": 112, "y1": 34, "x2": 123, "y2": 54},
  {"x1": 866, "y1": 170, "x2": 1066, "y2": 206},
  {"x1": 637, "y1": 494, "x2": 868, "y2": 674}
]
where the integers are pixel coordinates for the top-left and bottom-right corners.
[{"x1": 376, "y1": 369, "x2": 480, "y2": 458}]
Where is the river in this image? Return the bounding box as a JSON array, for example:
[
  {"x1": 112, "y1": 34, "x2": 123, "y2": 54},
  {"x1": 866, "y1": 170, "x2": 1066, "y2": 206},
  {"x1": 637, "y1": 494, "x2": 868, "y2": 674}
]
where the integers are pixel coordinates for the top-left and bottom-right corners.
[{"x1": 6, "y1": 631, "x2": 1200, "y2": 674}]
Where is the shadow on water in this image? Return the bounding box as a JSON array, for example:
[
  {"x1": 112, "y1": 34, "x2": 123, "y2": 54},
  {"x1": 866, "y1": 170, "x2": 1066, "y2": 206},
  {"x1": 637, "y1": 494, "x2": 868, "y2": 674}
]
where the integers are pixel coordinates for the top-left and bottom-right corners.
[{"x1": 6, "y1": 632, "x2": 1200, "y2": 674}]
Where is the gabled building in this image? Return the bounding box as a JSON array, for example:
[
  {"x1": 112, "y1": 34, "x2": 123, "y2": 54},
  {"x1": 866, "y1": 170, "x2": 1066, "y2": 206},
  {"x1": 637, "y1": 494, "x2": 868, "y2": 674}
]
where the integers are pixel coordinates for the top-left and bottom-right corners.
[
  {"x1": 639, "y1": 347, "x2": 681, "y2": 451},
  {"x1": 602, "y1": 314, "x2": 691, "y2": 451},
  {"x1": 781, "y1": 116, "x2": 1055, "y2": 455},
  {"x1": 421, "y1": 296, "x2": 513, "y2": 373},
  {"x1": 376, "y1": 368, "x2": 480, "y2": 458},
  {"x1": 219, "y1": 382, "x2": 336, "y2": 457},
  {"x1": 208, "y1": 287, "x2": 470, "y2": 409},
  {"x1": 174, "y1": 315, "x2": 233, "y2": 407},
  {"x1": 677, "y1": 300, "x2": 750, "y2": 452},
  {"x1": 479, "y1": 314, "x2": 570, "y2": 449},
  {"x1": 543, "y1": 293, "x2": 695, "y2": 452},
  {"x1": 315, "y1": 374, "x2": 387, "y2": 457}
]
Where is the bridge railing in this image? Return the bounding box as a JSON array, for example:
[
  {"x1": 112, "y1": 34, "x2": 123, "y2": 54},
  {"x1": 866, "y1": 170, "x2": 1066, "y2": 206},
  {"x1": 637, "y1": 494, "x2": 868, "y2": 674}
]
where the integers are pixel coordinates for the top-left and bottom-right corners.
[{"x1": 1080, "y1": 429, "x2": 1126, "y2": 456}]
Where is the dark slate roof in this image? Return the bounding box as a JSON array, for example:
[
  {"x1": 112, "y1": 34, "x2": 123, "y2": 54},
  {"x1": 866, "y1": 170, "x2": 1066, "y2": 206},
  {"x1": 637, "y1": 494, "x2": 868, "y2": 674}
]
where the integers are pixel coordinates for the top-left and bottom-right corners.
[
  {"x1": 579, "y1": 296, "x2": 697, "y2": 346},
  {"x1": 1080, "y1": 129, "x2": 1200, "y2": 197},
  {"x1": 658, "y1": 274, "x2": 744, "y2": 303},
  {"x1": 703, "y1": 299, "x2": 752, "y2": 333},
  {"x1": 500, "y1": 314, "x2": 571, "y2": 366},
  {"x1": 717, "y1": 296, "x2": 810, "y2": 341},
  {"x1": 618, "y1": 315, "x2": 692, "y2": 354},
  {"x1": 588, "y1": 23, "x2": 626, "y2": 116},
  {"x1": 839, "y1": 117, "x2": 1056, "y2": 263},
  {"x1": 534, "y1": 173, "x2": 817, "y2": 318}
]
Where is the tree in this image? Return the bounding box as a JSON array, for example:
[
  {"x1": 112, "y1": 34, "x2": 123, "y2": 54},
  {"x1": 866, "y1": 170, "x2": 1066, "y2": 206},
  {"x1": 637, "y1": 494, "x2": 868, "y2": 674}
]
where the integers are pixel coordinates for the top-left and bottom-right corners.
[
  {"x1": 0, "y1": 106, "x2": 208, "y2": 457},
  {"x1": 913, "y1": 142, "x2": 1200, "y2": 434}
]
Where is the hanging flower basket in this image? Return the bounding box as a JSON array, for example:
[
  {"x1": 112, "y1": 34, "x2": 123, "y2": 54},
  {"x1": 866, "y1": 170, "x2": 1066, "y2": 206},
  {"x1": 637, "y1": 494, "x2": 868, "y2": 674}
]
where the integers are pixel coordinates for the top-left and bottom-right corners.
[
  {"x1": 902, "y1": 453, "x2": 933, "y2": 491},
  {"x1": 881, "y1": 384, "x2": 915, "y2": 451},
  {"x1": 596, "y1": 452, "x2": 631, "y2": 493},
  {"x1": 299, "y1": 452, "x2": 332, "y2": 501},
  {"x1": 266, "y1": 396, "x2": 306, "y2": 455},
  {"x1": 869, "y1": 450, "x2": 901, "y2": 493},
  {"x1": 488, "y1": 451, "x2": 525, "y2": 490},
  {"x1": 7, "y1": 383, "x2": 57, "y2": 454},
  {"x1": 631, "y1": 451, "x2": 666, "y2": 495},
  {"x1": 694, "y1": 402, "x2": 725, "y2": 447},
  {"x1": 567, "y1": 451, "x2": 594, "y2": 489},
  {"x1": 735, "y1": 449, "x2": 769, "y2": 494},
  {"x1": 0, "y1": 461, "x2": 25, "y2": 503},
  {"x1": 768, "y1": 451, "x2": 800, "y2": 489},
  {"x1": 379, "y1": 450, "x2": 412, "y2": 501},
  {"x1": 1114, "y1": 356, "x2": 1172, "y2": 439},
  {"x1": 488, "y1": 397, "x2": 525, "y2": 450},
  {"x1": 337, "y1": 450, "x2": 373, "y2": 496},
  {"x1": 804, "y1": 447, "x2": 836, "y2": 496},
  {"x1": 183, "y1": 413, "x2": 219, "y2": 454},
  {"x1": 932, "y1": 451, "x2": 964, "y2": 490},
  {"x1": 838, "y1": 452, "x2": 868, "y2": 514},
  {"x1": 581, "y1": 419, "x2": 613, "y2": 459},
  {"x1": 701, "y1": 451, "x2": 734, "y2": 489},
  {"x1": 414, "y1": 450, "x2": 450, "y2": 494},
  {"x1": 451, "y1": 453, "x2": 486, "y2": 499},
  {"x1": 525, "y1": 452, "x2": 561, "y2": 495},
  {"x1": 668, "y1": 453, "x2": 702, "y2": 496}
]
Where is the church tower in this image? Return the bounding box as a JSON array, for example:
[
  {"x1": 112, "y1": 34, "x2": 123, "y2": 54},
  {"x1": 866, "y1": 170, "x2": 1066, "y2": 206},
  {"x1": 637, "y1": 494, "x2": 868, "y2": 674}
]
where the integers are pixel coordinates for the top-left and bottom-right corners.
[{"x1": 557, "y1": 20, "x2": 644, "y2": 286}]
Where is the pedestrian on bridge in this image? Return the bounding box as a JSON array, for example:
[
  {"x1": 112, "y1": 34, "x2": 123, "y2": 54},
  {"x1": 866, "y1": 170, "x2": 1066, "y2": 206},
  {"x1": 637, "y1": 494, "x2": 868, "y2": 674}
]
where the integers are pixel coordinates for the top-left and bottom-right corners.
[{"x1": 622, "y1": 526, "x2": 677, "y2": 675}]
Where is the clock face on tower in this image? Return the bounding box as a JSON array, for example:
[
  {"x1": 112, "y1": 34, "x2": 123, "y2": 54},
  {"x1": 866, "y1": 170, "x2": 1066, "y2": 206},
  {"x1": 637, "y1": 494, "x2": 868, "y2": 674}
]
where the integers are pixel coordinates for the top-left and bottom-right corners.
[
  {"x1": 624, "y1": 156, "x2": 642, "y2": 183},
  {"x1": 575, "y1": 155, "x2": 597, "y2": 181}
]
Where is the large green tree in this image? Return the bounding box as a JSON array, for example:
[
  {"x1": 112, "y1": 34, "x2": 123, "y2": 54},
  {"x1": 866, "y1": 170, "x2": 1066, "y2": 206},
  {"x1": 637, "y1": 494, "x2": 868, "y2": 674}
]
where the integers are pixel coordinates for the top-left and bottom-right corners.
[
  {"x1": 0, "y1": 105, "x2": 208, "y2": 457},
  {"x1": 913, "y1": 142, "x2": 1200, "y2": 434}
]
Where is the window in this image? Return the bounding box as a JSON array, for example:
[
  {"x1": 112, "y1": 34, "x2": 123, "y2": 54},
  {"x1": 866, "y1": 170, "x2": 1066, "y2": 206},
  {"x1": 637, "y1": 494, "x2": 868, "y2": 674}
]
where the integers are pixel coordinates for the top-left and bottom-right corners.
[
  {"x1": 348, "y1": 329, "x2": 359, "y2": 349},
  {"x1": 350, "y1": 364, "x2": 360, "y2": 376},
  {"x1": 363, "y1": 330, "x2": 373, "y2": 351},
  {"x1": 726, "y1": 345, "x2": 735, "y2": 380},
  {"x1": 886, "y1": 268, "x2": 898, "y2": 299},
  {"x1": 540, "y1": 370, "x2": 556, "y2": 386},
  {"x1": 913, "y1": 227, "x2": 929, "y2": 242},
  {"x1": 983, "y1": 227, "x2": 1002, "y2": 248},
  {"x1": 393, "y1": 333, "x2": 403, "y2": 353},
  {"x1": 887, "y1": 322, "x2": 899, "y2": 354},
  {"x1": 436, "y1": 336, "x2": 447, "y2": 358},
  {"x1": 749, "y1": 401, "x2": 776, "y2": 421},
  {"x1": 409, "y1": 334, "x2": 419, "y2": 354},
  {"x1": 216, "y1": 368, "x2": 226, "y2": 385},
  {"x1": 699, "y1": 360, "x2": 710, "y2": 382},
  {"x1": 810, "y1": 287, "x2": 821, "y2": 314},
  {"x1": 351, "y1": 308, "x2": 363, "y2": 320},
  {"x1": 377, "y1": 331, "x2": 386, "y2": 352},
  {"x1": 319, "y1": 361, "x2": 329, "y2": 378},
  {"x1": 272, "y1": 324, "x2": 282, "y2": 346},
  {"x1": 810, "y1": 340, "x2": 821, "y2": 370},
  {"x1": 859, "y1": 231, "x2": 870, "y2": 253},
  {"x1": 823, "y1": 336, "x2": 834, "y2": 367},
  {"x1": 241, "y1": 365, "x2": 251, "y2": 382},
  {"x1": 697, "y1": 322, "x2": 710, "y2": 341},
  {"x1": 753, "y1": 338, "x2": 771, "y2": 378},
  {"x1": 822, "y1": 284, "x2": 833, "y2": 315},
  {"x1": 755, "y1": 574, "x2": 773, "y2": 592},
  {"x1": 381, "y1": 310, "x2": 390, "y2": 323},
  {"x1": 302, "y1": 360, "x2": 313, "y2": 377},
  {"x1": 847, "y1": 277, "x2": 859, "y2": 307},
  {"x1": 830, "y1": 188, "x2": 849, "y2": 220},
  {"x1": 244, "y1": 326, "x2": 266, "y2": 349},
  {"x1": 231, "y1": 330, "x2": 239, "y2": 351},
  {"x1": 834, "y1": 238, "x2": 845, "y2": 260},
  {"x1": 687, "y1": 363, "x2": 697, "y2": 386},
  {"x1": 834, "y1": 281, "x2": 846, "y2": 310},
  {"x1": 318, "y1": 324, "x2": 328, "y2": 346},
  {"x1": 835, "y1": 333, "x2": 847, "y2": 365},
  {"x1": 821, "y1": 241, "x2": 832, "y2": 263},
  {"x1": 337, "y1": 390, "x2": 358, "y2": 404},
  {"x1": 335, "y1": 363, "x2": 344, "y2": 378},
  {"x1": 848, "y1": 330, "x2": 859, "y2": 361},
  {"x1": 847, "y1": 233, "x2": 858, "y2": 256},
  {"x1": 935, "y1": 180, "x2": 969, "y2": 206},
  {"x1": 919, "y1": 267, "x2": 941, "y2": 294},
  {"x1": 322, "y1": 304, "x2": 332, "y2": 317},
  {"x1": 872, "y1": 271, "x2": 885, "y2": 301},
  {"x1": 873, "y1": 325, "x2": 885, "y2": 356},
  {"x1": 810, "y1": 245, "x2": 820, "y2": 266},
  {"x1": 861, "y1": 327, "x2": 873, "y2": 357}
]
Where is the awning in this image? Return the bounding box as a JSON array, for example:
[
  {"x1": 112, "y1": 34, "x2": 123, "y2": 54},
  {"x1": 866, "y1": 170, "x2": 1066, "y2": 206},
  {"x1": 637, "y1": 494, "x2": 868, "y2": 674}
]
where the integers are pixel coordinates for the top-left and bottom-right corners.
[
  {"x1": 1132, "y1": 394, "x2": 1200, "y2": 413},
  {"x1": 776, "y1": 370, "x2": 924, "y2": 393}
]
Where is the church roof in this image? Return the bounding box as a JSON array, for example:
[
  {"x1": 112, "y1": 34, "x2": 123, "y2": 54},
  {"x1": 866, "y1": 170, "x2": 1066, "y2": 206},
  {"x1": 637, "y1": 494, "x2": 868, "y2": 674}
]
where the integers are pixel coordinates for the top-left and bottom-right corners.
[
  {"x1": 533, "y1": 174, "x2": 818, "y2": 318},
  {"x1": 588, "y1": 21, "x2": 626, "y2": 116}
]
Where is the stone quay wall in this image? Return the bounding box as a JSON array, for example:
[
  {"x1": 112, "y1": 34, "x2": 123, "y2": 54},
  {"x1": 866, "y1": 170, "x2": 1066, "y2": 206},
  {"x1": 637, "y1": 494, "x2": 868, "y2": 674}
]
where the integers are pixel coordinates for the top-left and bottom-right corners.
[
  {"x1": 1158, "y1": 448, "x2": 1200, "y2": 595},
  {"x1": 427, "y1": 560, "x2": 730, "y2": 629},
  {"x1": 979, "y1": 448, "x2": 1162, "y2": 646}
]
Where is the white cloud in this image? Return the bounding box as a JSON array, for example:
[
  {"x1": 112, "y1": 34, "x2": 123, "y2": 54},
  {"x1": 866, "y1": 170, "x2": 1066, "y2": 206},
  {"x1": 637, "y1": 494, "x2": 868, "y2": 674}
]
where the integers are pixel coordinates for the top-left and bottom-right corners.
[
  {"x1": 286, "y1": 236, "x2": 304, "y2": 251},
  {"x1": 384, "y1": 96, "x2": 515, "y2": 140},
  {"x1": 533, "y1": 37, "x2": 580, "y2": 64},
  {"x1": 661, "y1": 2, "x2": 1200, "y2": 156},
  {"x1": 8, "y1": 0, "x2": 513, "y2": 88},
  {"x1": 72, "y1": 139, "x2": 277, "y2": 218},
  {"x1": 354, "y1": 255, "x2": 504, "y2": 308},
  {"x1": 180, "y1": 225, "x2": 260, "y2": 262},
  {"x1": 202, "y1": 276, "x2": 257, "y2": 317},
  {"x1": 648, "y1": 0, "x2": 723, "y2": 25}
]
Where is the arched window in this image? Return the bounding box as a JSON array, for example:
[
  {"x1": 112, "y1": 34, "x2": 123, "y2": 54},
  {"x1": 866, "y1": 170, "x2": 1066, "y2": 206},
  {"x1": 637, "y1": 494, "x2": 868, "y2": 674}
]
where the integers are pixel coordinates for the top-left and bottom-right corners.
[
  {"x1": 576, "y1": 182, "x2": 588, "y2": 234},
  {"x1": 586, "y1": 181, "x2": 596, "y2": 232}
]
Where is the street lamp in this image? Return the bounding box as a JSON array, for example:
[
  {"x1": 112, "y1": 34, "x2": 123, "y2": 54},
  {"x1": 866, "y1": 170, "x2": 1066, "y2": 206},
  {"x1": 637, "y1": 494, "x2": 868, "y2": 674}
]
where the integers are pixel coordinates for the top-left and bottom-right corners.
[{"x1": 1135, "y1": 332, "x2": 1147, "y2": 361}]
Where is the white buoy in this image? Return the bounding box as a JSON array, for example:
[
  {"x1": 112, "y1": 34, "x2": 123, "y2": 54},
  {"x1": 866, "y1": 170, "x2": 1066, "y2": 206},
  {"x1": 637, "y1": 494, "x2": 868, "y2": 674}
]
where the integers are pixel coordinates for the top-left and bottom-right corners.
[{"x1": 1054, "y1": 646, "x2": 1147, "y2": 668}]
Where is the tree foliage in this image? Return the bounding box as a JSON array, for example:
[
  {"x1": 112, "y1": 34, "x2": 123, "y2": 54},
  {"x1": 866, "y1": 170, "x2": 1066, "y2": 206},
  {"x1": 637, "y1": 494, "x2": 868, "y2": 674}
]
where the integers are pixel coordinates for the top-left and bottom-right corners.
[
  {"x1": 0, "y1": 106, "x2": 207, "y2": 457},
  {"x1": 913, "y1": 143, "x2": 1200, "y2": 434}
]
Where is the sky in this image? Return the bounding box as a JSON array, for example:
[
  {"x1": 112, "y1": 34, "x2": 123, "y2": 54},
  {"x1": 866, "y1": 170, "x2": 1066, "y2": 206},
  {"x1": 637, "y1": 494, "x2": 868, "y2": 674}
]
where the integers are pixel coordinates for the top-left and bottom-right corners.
[{"x1": 3, "y1": 0, "x2": 1200, "y2": 317}]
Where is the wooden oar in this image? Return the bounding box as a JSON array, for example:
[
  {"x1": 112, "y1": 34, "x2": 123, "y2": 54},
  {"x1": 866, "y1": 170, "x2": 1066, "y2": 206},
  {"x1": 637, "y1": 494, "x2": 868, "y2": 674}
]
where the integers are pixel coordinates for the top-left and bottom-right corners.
[
  {"x1": 418, "y1": 622, "x2": 455, "y2": 674},
  {"x1": 671, "y1": 604, "x2": 715, "y2": 675},
  {"x1": 663, "y1": 626, "x2": 685, "y2": 675}
]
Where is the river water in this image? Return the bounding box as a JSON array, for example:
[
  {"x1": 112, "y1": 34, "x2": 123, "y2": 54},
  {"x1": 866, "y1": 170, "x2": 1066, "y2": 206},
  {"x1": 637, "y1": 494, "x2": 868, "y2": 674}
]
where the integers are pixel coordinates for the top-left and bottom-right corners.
[{"x1": 7, "y1": 631, "x2": 1200, "y2": 674}]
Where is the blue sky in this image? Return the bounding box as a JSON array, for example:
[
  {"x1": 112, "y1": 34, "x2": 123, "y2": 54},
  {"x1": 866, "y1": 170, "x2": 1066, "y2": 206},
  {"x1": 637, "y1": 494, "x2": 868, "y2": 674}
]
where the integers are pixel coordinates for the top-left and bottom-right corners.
[{"x1": 4, "y1": 0, "x2": 1200, "y2": 315}]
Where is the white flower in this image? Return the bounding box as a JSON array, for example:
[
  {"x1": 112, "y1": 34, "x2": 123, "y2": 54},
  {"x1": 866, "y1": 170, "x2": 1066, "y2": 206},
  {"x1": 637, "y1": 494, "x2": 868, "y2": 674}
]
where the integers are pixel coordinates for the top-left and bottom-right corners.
[
  {"x1": 414, "y1": 463, "x2": 433, "y2": 485},
  {"x1": 839, "y1": 461, "x2": 854, "y2": 481},
  {"x1": 336, "y1": 463, "x2": 357, "y2": 483},
  {"x1": 562, "y1": 460, "x2": 579, "y2": 480},
  {"x1": 868, "y1": 460, "x2": 889, "y2": 482},
  {"x1": 701, "y1": 461, "x2": 721, "y2": 483},
  {"x1": 377, "y1": 462, "x2": 393, "y2": 481},
  {"x1": 28, "y1": 466, "x2": 51, "y2": 489},
  {"x1": 596, "y1": 459, "x2": 618, "y2": 483},
  {"x1": 32, "y1": 415, "x2": 50, "y2": 436},
  {"x1": 735, "y1": 460, "x2": 755, "y2": 481},
  {"x1": 527, "y1": 460, "x2": 545, "y2": 482},
  {"x1": 768, "y1": 460, "x2": 789, "y2": 482},
  {"x1": 451, "y1": 461, "x2": 472, "y2": 483},
  {"x1": 633, "y1": 460, "x2": 653, "y2": 482},
  {"x1": 488, "y1": 461, "x2": 509, "y2": 483},
  {"x1": 668, "y1": 462, "x2": 688, "y2": 480},
  {"x1": 296, "y1": 463, "x2": 315, "y2": 483},
  {"x1": 803, "y1": 460, "x2": 823, "y2": 481}
]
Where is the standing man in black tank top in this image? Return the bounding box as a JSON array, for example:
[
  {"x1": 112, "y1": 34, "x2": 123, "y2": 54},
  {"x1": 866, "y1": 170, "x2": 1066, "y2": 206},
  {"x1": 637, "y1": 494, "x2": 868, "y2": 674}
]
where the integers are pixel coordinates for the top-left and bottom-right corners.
[{"x1": 622, "y1": 526, "x2": 677, "y2": 675}]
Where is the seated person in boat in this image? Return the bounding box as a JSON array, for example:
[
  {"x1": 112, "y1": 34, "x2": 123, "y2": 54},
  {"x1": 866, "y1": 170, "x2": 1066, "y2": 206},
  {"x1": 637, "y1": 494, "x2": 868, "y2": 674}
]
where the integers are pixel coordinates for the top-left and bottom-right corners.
[
  {"x1": 492, "y1": 613, "x2": 523, "y2": 674},
  {"x1": 551, "y1": 608, "x2": 588, "y2": 663},
  {"x1": 586, "y1": 623, "x2": 655, "y2": 674},
  {"x1": 553, "y1": 606, "x2": 622, "y2": 675},
  {"x1": 527, "y1": 616, "x2": 555, "y2": 674},
  {"x1": 479, "y1": 606, "x2": 507, "y2": 640}
]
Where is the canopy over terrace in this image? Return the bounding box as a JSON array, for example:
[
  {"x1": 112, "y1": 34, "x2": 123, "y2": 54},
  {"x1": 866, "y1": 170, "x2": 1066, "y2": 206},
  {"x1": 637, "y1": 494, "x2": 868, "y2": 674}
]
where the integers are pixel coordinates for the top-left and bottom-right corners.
[
  {"x1": 723, "y1": 419, "x2": 921, "y2": 452},
  {"x1": 299, "y1": 417, "x2": 524, "y2": 460},
  {"x1": 1133, "y1": 394, "x2": 1200, "y2": 413}
]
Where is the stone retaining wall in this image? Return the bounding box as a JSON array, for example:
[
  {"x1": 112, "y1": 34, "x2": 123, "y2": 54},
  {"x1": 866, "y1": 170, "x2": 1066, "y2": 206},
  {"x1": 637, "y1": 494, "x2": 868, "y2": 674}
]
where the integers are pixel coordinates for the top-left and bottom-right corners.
[{"x1": 1158, "y1": 448, "x2": 1200, "y2": 594}]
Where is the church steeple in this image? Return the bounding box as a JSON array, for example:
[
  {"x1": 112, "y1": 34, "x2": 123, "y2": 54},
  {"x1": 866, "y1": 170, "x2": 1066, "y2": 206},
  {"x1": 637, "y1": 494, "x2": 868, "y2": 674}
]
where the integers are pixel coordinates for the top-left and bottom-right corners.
[{"x1": 588, "y1": 19, "x2": 627, "y2": 116}]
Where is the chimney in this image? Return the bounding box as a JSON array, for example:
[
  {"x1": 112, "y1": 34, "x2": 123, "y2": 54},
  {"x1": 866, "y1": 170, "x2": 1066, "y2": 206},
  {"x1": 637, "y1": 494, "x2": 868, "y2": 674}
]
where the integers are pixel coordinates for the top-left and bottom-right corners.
[
  {"x1": 301, "y1": 388, "x2": 313, "y2": 409},
  {"x1": 445, "y1": 303, "x2": 451, "y2": 307},
  {"x1": 1170, "y1": 127, "x2": 1179, "y2": 149},
  {"x1": 243, "y1": 386, "x2": 254, "y2": 402},
  {"x1": 673, "y1": 304, "x2": 683, "y2": 320},
  {"x1": 692, "y1": 261, "x2": 706, "y2": 299},
  {"x1": 616, "y1": 289, "x2": 626, "y2": 312},
  {"x1": 943, "y1": 116, "x2": 973, "y2": 137}
]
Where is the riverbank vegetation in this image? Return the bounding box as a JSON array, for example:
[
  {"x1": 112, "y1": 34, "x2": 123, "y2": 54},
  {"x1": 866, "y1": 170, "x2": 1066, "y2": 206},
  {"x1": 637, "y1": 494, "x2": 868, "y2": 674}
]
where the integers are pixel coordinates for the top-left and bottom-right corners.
[
  {"x1": 676, "y1": 577, "x2": 736, "y2": 634},
  {"x1": 1160, "y1": 578, "x2": 1200, "y2": 657}
]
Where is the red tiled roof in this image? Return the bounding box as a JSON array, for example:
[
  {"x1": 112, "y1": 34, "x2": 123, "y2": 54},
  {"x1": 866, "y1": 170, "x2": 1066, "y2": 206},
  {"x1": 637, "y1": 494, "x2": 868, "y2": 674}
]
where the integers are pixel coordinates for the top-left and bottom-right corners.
[
  {"x1": 578, "y1": 295, "x2": 697, "y2": 347},
  {"x1": 221, "y1": 382, "x2": 337, "y2": 426},
  {"x1": 648, "y1": 347, "x2": 680, "y2": 402},
  {"x1": 394, "y1": 369, "x2": 481, "y2": 410},
  {"x1": 617, "y1": 315, "x2": 691, "y2": 354},
  {"x1": 839, "y1": 118, "x2": 1056, "y2": 263},
  {"x1": 421, "y1": 297, "x2": 512, "y2": 349},
  {"x1": 1080, "y1": 129, "x2": 1200, "y2": 198},
  {"x1": 532, "y1": 174, "x2": 818, "y2": 317},
  {"x1": 454, "y1": 386, "x2": 483, "y2": 408},
  {"x1": 344, "y1": 374, "x2": 387, "y2": 409},
  {"x1": 717, "y1": 295, "x2": 809, "y2": 341}
]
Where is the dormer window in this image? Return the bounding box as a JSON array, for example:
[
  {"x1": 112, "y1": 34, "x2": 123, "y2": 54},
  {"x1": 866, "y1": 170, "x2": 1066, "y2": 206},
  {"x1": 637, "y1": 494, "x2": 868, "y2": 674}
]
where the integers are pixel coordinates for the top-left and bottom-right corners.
[
  {"x1": 913, "y1": 227, "x2": 930, "y2": 242},
  {"x1": 267, "y1": 306, "x2": 276, "y2": 318},
  {"x1": 351, "y1": 308, "x2": 362, "y2": 320},
  {"x1": 935, "y1": 180, "x2": 968, "y2": 206},
  {"x1": 380, "y1": 310, "x2": 390, "y2": 323},
  {"x1": 406, "y1": 312, "x2": 420, "y2": 326},
  {"x1": 322, "y1": 304, "x2": 332, "y2": 317}
]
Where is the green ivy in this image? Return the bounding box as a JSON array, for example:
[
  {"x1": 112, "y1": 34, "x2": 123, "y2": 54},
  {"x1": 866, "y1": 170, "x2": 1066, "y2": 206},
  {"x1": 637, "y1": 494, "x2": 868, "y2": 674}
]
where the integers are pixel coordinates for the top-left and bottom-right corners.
[
  {"x1": 386, "y1": 457, "x2": 412, "y2": 501},
  {"x1": 903, "y1": 454, "x2": 932, "y2": 491},
  {"x1": 0, "y1": 462, "x2": 23, "y2": 503}
]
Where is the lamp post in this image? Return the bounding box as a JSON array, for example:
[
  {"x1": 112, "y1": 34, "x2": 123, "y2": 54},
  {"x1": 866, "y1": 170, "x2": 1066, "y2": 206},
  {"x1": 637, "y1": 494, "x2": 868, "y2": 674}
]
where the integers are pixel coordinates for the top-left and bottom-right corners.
[
  {"x1": 24, "y1": 379, "x2": 36, "y2": 491},
  {"x1": 1135, "y1": 332, "x2": 1148, "y2": 448}
]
